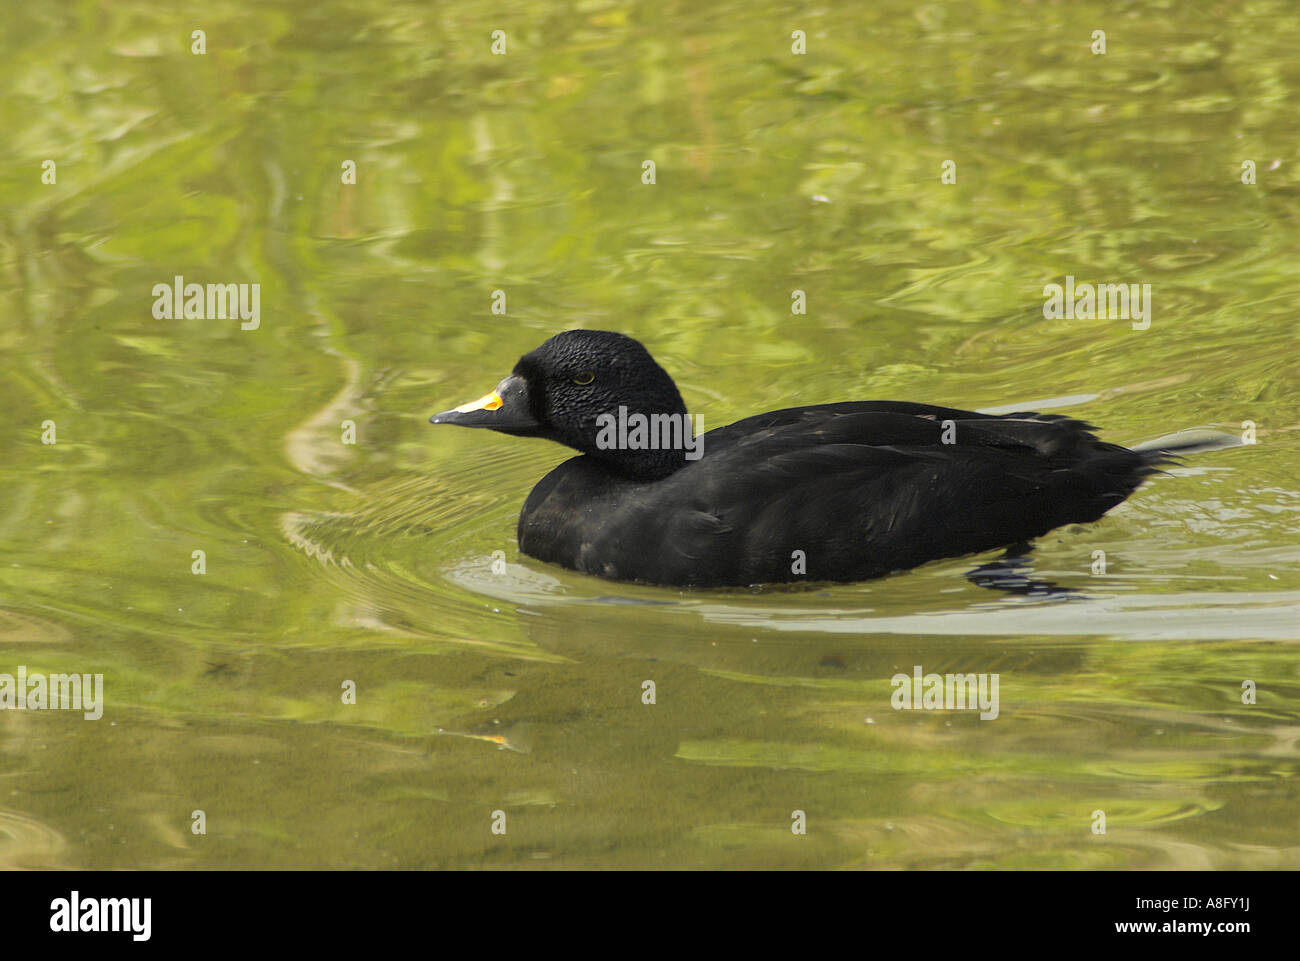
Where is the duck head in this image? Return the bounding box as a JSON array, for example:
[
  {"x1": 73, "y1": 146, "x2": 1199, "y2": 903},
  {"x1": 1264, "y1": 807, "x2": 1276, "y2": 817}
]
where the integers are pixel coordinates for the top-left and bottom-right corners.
[{"x1": 431, "y1": 329, "x2": 692, "y2": 480}]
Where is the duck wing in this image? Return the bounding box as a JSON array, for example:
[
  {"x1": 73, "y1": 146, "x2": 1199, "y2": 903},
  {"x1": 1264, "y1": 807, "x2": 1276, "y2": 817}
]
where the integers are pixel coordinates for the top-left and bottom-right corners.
[{"x1": 651, "y1": 403, "x2": 1147, "y2": 585}]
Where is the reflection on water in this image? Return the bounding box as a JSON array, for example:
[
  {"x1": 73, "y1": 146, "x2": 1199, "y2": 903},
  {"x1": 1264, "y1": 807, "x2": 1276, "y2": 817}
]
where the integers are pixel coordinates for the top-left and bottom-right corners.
[
  {"x1": 0, "y1": 808, "x2": 68, "y2": 870},
  {"x1": 0, "y1": 0, "x2": 1297, "y2": 868}
]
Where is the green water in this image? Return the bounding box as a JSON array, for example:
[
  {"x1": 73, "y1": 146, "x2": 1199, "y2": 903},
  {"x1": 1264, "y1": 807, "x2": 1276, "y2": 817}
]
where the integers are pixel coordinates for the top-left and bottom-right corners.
[{"x1": 1, "y1": 1, "x2": 1297, "y2": 869}]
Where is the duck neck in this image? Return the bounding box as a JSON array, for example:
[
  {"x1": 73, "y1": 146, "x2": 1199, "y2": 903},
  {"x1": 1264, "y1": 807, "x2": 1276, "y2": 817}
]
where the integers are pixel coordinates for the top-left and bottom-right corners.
[
  {"x1": 590, "y1": 445, "x2": 691, "y2": 481},
  {"x1": 571, "y1": 405, "x2": 698, "y2": 480}
]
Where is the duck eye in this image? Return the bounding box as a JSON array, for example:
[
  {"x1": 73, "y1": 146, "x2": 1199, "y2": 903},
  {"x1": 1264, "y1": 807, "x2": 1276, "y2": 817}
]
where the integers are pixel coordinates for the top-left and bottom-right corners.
[{"x1": 572, "y1": 371, "x2": 595, "y2": 386}]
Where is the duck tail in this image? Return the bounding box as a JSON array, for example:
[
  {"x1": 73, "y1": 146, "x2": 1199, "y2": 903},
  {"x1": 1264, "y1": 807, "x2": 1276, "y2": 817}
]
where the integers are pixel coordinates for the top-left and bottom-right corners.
[{"x1": 1132, "y1": 428, "x2": 1244, "y2": 467}]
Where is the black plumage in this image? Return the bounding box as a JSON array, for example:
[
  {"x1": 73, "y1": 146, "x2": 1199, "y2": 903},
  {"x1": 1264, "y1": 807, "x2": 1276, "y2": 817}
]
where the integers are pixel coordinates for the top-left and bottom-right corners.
[{"x1": 431, "y1": 330, "x2": 1204, "y2": 588}]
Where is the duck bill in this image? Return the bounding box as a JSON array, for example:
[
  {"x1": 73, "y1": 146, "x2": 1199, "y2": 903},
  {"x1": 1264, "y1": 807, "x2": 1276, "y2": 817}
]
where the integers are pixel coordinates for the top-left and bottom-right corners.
[{"x1": 430, "y1": 375, "x2": 540, "y2": 434}]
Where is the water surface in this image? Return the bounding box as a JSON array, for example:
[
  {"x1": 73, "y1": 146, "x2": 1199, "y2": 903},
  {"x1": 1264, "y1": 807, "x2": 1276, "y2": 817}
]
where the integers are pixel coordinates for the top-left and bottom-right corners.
[{"x1": 1, "y1": 0, "x2": 1297, "y2": 868}]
